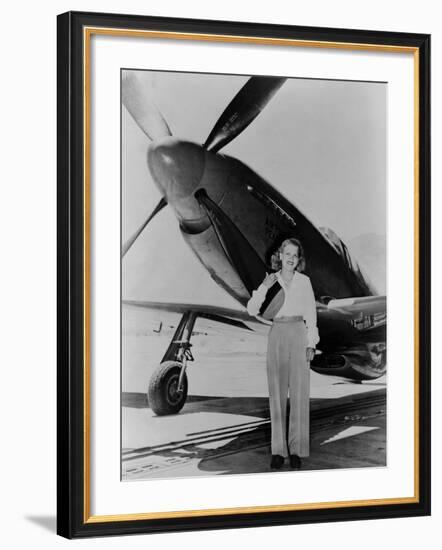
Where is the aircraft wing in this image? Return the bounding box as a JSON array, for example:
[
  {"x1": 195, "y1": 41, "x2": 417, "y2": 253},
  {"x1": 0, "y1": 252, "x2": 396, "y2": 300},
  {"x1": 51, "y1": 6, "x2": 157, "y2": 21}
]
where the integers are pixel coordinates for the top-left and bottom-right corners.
[
  {"x1": 327, "y1": 295, "x2": 386, "y2": 316},
  {"x1": 124, "y1": 294, "x2": 386, "y2": 340},
  {"x1": 123, "y1": 299, "x2": 260, "y2": 331}
]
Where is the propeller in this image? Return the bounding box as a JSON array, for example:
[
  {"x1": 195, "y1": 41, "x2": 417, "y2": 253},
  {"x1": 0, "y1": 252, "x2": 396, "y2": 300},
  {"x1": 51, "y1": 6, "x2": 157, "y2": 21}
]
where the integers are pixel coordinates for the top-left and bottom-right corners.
[
  {"x1": 122, "y1": 197, "x2": 167, "y2": 257},
  {"x1": 122, "y1": 73, "x2": 287, "y2": 258},
  {"x1": 122, "y1": 71, "x2": 172, "y2": 141},
  {"x1": 121, "y1": 73, "x2": 171, "y2": 257},
  {"x1": 203, "y1": 76, "x2": 287, "y2": 153}
]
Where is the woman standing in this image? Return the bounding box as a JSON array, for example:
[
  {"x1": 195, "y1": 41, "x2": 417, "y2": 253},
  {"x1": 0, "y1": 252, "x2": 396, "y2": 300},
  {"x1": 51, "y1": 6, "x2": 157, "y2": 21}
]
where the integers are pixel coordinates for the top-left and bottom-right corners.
[{"x1": 247, "y1": 238, "x2": 319, "y2": 470}]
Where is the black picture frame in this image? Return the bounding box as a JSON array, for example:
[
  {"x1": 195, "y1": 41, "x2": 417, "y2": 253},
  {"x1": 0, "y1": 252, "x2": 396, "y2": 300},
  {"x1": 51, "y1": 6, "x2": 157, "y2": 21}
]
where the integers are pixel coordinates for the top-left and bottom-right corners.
[{"x1": 57, "y1": 10, "x2": 431, "y2": 538}]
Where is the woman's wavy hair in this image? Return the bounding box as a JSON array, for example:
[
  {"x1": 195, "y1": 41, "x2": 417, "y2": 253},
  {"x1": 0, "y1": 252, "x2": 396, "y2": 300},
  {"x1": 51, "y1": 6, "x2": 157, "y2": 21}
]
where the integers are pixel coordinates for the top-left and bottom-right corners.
[{"x1": 271, "y1": 237, "x2": 306, "y2": 273}]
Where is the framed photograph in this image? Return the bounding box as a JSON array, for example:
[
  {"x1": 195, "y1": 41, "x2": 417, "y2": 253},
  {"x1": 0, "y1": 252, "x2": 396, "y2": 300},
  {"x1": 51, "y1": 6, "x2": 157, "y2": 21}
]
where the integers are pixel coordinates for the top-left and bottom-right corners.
[{"x1": 57, "y1": 11, "x2": 431, "y2": 538}]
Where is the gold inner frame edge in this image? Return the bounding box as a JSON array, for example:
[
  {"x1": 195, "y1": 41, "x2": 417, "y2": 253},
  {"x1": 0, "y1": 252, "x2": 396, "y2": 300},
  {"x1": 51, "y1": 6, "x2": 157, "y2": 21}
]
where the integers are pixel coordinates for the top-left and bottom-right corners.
[{"x1": 82, "y1": 26, "x2": 420, "y2": 524}]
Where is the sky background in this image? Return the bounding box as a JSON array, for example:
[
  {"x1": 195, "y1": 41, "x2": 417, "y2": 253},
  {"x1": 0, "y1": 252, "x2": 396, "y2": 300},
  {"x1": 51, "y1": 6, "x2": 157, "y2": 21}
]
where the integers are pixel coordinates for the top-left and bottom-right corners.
[{"x1": 122, "y1": 71, "x2": 386, "y2": 307}]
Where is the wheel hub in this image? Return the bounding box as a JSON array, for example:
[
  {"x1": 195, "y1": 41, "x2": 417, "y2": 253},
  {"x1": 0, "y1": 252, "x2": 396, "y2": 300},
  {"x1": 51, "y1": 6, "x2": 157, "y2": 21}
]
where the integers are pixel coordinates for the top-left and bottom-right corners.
[{"x1": 166, "y1": 375, "x2": 182, "y2": 404}]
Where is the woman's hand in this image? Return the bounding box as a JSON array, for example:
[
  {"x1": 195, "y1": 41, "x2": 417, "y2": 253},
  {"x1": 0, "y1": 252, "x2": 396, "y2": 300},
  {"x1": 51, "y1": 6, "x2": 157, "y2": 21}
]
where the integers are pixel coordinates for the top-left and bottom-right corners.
[
  {"x1": 263, "y1": 272, "x2": 277, "y2": 289},
  {"x1": 306, "y1": 347, "x2": 315, "y2": 362}
]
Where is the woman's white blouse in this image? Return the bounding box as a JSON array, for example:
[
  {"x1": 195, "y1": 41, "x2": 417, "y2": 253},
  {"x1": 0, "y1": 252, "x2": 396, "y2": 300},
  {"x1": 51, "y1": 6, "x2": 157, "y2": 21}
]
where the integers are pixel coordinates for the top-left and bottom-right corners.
[{"x1": 247, "y1": 270, "x2": 320, "y2": 348}]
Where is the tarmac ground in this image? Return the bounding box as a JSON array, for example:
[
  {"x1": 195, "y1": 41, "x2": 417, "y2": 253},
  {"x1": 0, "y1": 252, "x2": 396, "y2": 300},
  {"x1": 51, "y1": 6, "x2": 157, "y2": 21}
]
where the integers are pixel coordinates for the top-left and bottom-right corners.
[{"x1": 122, "y1": 304, "x2": 386, "y2": 481}]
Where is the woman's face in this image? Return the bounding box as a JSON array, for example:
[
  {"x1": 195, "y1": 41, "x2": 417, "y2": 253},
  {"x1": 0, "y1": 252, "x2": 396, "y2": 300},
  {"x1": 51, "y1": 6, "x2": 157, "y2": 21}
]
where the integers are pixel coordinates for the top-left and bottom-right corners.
[{"x1": 280, "y1": 243, "x2": 299, "y2": 272}]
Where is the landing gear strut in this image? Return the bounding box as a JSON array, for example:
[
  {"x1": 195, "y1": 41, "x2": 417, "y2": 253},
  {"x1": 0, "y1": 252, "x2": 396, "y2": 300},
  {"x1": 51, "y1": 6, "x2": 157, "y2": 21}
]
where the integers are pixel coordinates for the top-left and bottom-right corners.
[
  {"x1": 146, "y1": 309, "x2": 252, "y2": 416},
  {"x1": 147, "y1": 312, "x2": 196, "y2": 416}
]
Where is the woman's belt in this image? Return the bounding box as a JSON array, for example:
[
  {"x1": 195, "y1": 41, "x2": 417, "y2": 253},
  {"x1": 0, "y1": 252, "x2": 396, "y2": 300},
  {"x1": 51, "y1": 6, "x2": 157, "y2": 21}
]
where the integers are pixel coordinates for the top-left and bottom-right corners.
[{"x1": 273, "y1": 316, "x2": 304, "y2": 323}]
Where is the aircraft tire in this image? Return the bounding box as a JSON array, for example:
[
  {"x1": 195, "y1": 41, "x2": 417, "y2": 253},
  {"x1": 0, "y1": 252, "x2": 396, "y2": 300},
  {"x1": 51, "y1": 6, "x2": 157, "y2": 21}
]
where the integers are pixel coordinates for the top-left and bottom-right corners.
[{"x1": 147, "y1": 361, "x2": 188, "y2": 416}]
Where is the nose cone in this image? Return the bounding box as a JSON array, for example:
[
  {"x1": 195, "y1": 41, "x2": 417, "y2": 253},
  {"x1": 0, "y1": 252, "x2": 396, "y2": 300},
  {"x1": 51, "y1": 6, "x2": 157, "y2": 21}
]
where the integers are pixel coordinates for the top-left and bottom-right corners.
[{"x1": 147, "y1": 138, "x2": 205, "y2": 203}]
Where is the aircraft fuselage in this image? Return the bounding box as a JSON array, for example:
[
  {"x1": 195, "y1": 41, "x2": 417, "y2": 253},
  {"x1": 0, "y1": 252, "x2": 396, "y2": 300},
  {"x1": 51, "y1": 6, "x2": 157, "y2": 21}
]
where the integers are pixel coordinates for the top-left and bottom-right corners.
[{"x1": 147, "y1": 137, "x2": 375, "y2": 307}]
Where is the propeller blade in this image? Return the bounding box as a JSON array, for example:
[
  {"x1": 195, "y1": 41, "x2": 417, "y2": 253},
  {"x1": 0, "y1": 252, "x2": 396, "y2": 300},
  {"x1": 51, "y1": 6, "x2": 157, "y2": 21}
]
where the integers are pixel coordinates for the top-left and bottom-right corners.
[
  {"x1": 122, "y1": 72, "x2": 172, "y2": 141},
  {"x1": 204, "y1": 76, "x2": 286, "y2": 153},
  {"x1": 196, "y1": 190, "x2": 266, "y2": 294},
  {"x1": 122, "y1": 197, "x2": 167, "y2": 257}
]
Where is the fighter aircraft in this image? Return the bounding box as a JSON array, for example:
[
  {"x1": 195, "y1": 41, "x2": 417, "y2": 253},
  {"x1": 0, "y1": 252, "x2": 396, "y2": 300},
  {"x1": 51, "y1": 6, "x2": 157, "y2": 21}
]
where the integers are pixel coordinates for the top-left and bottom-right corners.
[{"x1": 122, "y1": 71, "x2": 386, "y2": 416}]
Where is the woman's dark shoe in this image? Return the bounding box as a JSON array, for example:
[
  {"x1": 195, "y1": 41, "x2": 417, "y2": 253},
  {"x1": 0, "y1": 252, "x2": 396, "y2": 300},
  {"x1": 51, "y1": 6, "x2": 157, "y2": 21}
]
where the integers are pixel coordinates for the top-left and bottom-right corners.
[
  {"x1": 270, "y1": 455, "x2": 285, "y2": 469},
  {"x1": 289, "y1": 455, "x2": 302, "y2": 470}
]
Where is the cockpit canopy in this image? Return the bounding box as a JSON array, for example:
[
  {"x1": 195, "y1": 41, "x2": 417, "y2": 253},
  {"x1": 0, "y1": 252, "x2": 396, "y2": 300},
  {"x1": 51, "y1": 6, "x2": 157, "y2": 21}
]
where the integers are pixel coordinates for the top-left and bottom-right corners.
[{"x1": 319, "y1": 227, "x2": 359, "y2": 273}]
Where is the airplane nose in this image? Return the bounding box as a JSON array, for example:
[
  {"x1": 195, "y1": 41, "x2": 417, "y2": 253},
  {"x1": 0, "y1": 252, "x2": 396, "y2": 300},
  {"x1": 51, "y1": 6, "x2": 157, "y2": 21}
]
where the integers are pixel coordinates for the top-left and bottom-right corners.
[{"x1": 147, "y1": 138, "x2": 205, "y2": 203}]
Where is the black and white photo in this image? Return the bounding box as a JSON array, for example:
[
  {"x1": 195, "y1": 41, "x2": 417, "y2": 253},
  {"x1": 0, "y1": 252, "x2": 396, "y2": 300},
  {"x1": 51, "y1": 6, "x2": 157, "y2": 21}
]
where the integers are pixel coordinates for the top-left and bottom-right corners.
[{"x1": 121, "y1": 69, "x2": 387, "y2": 481}]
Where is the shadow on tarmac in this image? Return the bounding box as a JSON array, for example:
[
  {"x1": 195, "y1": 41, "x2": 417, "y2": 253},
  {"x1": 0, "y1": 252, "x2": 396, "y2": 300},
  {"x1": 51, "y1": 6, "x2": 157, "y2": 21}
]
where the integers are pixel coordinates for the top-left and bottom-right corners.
[
  {"x1": 122, "y1": 392, "x2": 270, "y2": 417},
  {"x1": 122, "y1": 389, "x2": 386, "y2": 477},
  {"x1": 122, "y1": 391, "x2": 221, "y2": 409}
]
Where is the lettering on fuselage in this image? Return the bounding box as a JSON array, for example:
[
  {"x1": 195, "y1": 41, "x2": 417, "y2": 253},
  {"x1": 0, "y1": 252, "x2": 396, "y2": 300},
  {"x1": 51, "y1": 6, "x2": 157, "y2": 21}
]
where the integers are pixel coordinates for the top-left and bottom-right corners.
[{"x1": 352, "y1": 311, "x2": 387, "y2": 330}]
